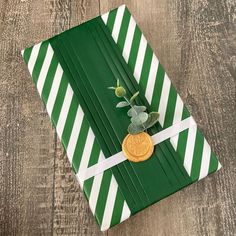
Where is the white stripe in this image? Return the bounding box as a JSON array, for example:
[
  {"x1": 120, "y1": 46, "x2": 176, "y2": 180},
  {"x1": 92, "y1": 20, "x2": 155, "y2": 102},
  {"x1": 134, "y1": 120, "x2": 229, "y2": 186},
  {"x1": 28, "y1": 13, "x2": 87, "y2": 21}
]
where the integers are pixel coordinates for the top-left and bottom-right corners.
[
  {"x1": 217, "y1": 162, "x2": 222, "y2": 171},
  {"x1": 37, "y1": 44, "x2": 54, "y2": 96},
  {"x1": 120, "y1": 201, "x2": 131, "y2": 223},
  {"x1": 88, "y1": 152, "x2": 105, "y2": 214},
  {"x1": 145, "y1": 54, "x2": 159, "y2": 103},
  {"x1": 77, "y1": 128, "x2": 95, "y2": 188},
  {"x1": 101, "y1": 175, "x2": 118, "y2": 231},
  {"x1": 46, "y1": 64, "x2": 63, "y2": 117},
  {"x1": 183, "y1": 121, "x2": 197, "y2": 175},
  {"x1": 158, "y1": 73, "x2": 171, "y2": 127},
  {"x1": 56, "y1": 84, "x2": 73, "y2": 140},
  {"x1": 170, "y1": 95, "x2": 184, "y2": 150},
  {"x1": 67, "y1": 105, "x2": 84, "y2": 163},
  {"x1": 28, "y1": 42, "x2": 42, "y2": 75},
  {"x1": 199, "y1": 139, "x2": 211, "y2": 180},
  {"x1": 111, "y1": 5, "x2": 125, "y2": 43},
  {"x1": 133, "y1": 34, "x2": 147, "y2": 83},
  {"x1": 101, "y1": 12, "x2": 109, "y2": 25},
  {"x1": 122, "y1": 16, "x2": 136, "y2": 62}
]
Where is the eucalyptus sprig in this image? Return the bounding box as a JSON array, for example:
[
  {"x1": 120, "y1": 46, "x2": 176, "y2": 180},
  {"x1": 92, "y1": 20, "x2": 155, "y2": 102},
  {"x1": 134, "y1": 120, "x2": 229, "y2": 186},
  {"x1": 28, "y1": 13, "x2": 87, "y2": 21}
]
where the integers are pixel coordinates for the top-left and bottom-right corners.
[{"x1": 108, "y1": 79, "x2": 159, "y2": 134}]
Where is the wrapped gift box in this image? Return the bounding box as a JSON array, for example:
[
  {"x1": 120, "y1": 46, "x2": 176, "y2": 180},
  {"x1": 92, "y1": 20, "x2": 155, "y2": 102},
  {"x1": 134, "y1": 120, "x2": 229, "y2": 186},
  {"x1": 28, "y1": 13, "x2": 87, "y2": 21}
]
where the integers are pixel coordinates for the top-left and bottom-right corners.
[{"x1": 22, "y1": 5, "x2": 221, "y2": 231}]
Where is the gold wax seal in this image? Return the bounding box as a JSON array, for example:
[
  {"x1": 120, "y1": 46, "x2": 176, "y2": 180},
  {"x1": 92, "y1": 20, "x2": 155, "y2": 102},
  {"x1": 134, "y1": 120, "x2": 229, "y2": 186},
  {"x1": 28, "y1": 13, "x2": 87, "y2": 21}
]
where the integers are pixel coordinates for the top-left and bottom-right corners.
[{"x1": 122, "y1": 132, "x2": 154, "y2": 162}]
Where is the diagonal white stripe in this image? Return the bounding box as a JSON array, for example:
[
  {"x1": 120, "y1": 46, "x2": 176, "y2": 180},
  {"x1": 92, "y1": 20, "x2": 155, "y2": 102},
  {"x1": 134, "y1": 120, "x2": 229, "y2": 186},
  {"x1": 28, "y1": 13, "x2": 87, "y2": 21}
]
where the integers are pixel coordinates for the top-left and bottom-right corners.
[
  {"x1": 101, "y1": 175, "x2": 118, "y2": 231},
  {"x1": 111, "y1": 4, "x2": 125, "y2": 43},
  {"x1": 46, "y1": 64, "x2": 63, "y2": 117},
  {"x1": 183, "y1": 121, "x2": 197, "y2": 175},
  {"x1": 217, "y1": 161, "x2": 222, "y2": 171},
  {"x1": 120, "y1": 201, "x2": 131, "y2": 223},
  {"x1": 56, "y1": 84, "x2": 73, "y2": 140},
  {"x1": 171, "y1": 95, "x2": 184, "y2": 125},
  {"x1": 37, "y1": 44, "x2": 54, "y2": 96},
  {"x1": 77, "y1": 128, "x2": 95, "y2": 188},
  {"x1": 122, "y1": 16, "x2": 136, "y2": 63},
  {"x1": 28, "y1": 42, "x2": 42, "y2": 75},
  {"x1": 88, "y1": 152, "x2": 105, "y2": 215},
  {"x1": 101, "y1": 12, "x2": 109, "y2": 25},
  {"x1": 67, "y1": 105, "x2": 84, "y2": 163},
  {"x1": 133, "y1": 34, "x2": 147, "y2": 83},
  {"x1": 145, "y1": 54, "x2": 159, "y2": 103},
  {"x1": 158, "y1": 73, "x2": 171, "y2": 127},
  {"x1": 170, "y1": 95, "x2": 184, "y2": 150},
  {"x1": 199, "y1": 139, "x2": 211, "y2": 180}
]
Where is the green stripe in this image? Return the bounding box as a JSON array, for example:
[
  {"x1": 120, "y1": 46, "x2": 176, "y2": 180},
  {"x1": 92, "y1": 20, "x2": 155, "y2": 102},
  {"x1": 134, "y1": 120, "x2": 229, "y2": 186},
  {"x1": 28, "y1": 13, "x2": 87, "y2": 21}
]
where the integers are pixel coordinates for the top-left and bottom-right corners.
[
  {"x1": 84, "y1": 177, "x2": 94, "y2": 201},
  {"x1": 87, "y1": 139, "x2": 101, "y2": 168},
  {"x1": 107, "y1": 8, "x2": 117, "y2": 30},
  {"x1": 41, "y1": 55, "x2": 58, "y2": 104},
  {"x1": 84, "y1": 140, "x2": 101, "y2": 197},
  {"x1": 190, "y1": 130, "x2": 204, "y2": 180},
  {"x1": 72, "y1": 118, "x2": 90, "y2": 173},
  {"x1": 95, "y1": 171, "x2": 112, "y2": 226},
  {"x1": 128, "y1": 26, "x2": 142, "y2": 72},
  {"x1": 150, "y1": 63, "x2": 165, "y2": 110},
  {"x1": 208, "y1": 152, "x2": 219, "y2": 174},
  {"x1": 117, "y1": 8, "x2": 131, "y2": 50},
  {"x1": 110, "y1": 190, "x2": 125, "y2": 226},
  {"x1": 23, "y1": 47, "x2": 33, "y2": 64},
  {"x1": 163, "y1": 84, "x2": 177, "y2": 128},
  {"x1": 177, "y1": 106, "x2": 190, "y2": 163},
  {"x1": 61, "y1": 97, "x2": 79, "y2": 148},
  {"x1": 139, "y1": 46, "x2": 153, "y2": 91},
  {"x1": 51, "y1": 75, "x2": 68, "y2": 125},
  {"x1": 32, "y1": 42, "x2": 49, "y2": 84}
]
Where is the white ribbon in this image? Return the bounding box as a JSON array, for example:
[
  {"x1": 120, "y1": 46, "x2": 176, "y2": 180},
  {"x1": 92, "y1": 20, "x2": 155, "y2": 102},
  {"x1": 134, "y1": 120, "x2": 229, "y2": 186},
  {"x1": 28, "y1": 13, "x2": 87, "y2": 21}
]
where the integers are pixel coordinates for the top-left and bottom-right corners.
[{"x1": 78, "y1": 116, "x2": 195, "y2": 181}]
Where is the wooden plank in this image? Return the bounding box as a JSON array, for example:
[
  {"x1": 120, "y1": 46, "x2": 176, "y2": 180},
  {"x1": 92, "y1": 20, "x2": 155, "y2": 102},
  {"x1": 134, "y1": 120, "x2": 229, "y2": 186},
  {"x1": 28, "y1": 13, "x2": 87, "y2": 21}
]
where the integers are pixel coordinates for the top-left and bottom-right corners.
[
  {"x1": 0, "y1": 0, "x2": 56, "y2": 235},
  {"x1": 100, "y1": 1, "x2": 236, "y2": 236}
]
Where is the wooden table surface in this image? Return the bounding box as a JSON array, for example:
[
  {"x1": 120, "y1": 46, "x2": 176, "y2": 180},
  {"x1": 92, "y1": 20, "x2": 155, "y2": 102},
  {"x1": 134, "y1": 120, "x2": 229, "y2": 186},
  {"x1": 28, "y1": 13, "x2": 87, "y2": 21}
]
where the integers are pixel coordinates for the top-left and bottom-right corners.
[{"x1": 0, "y1": 0, "x2": 235, "y2": 235}]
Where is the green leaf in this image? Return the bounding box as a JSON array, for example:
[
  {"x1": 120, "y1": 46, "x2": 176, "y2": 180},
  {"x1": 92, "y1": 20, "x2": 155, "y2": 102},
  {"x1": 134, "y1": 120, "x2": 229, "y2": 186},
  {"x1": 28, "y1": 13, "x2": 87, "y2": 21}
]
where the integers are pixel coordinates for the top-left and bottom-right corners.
[
  {"x1": 128, "y1": 123, "x2": 145, "y2": 134},
  {"x1": 127, "y1": 105, "x2": 146, "y2": 117},
  {"x1": 116, "y1": 101, "x2": 129, "y2": 108},
  {"x1": 130, "y1": 91, "x2": 139, "y2": 104},
  {"x1": 108, "y1": 86, "x2": 116, "y2": 90},
  {"x1": 131, "y1": 112, "x2": 148, "y2": 125},
  {"x1": 144, "y1": 112, "x2": 159, "y2": 129}
]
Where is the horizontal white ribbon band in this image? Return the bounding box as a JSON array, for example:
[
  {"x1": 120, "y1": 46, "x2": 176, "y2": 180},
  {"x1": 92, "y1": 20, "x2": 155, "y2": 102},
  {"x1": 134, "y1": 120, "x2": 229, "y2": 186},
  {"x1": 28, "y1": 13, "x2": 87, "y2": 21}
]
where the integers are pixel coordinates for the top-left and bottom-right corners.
[{"x1": 78, "y1": 116, "x2": 196, "y2": 181}]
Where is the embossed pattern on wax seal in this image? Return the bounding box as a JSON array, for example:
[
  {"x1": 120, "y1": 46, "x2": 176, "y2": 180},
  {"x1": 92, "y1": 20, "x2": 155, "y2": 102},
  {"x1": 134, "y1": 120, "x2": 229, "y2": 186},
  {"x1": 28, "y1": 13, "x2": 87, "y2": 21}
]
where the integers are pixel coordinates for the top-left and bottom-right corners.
[{"x1": 122, "y1": 132, "x2": 154, "y2": 162}]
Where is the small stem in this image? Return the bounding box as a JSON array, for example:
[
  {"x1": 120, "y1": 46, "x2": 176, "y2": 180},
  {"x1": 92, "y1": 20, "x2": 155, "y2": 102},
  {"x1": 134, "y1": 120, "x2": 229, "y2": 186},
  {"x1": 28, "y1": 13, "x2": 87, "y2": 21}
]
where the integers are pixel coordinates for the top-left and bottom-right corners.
[
  {"x1": 123, "y1": 96, "x2": 146, "y2": 131},
  {"x1": 124, "y1": 96, "x2": 136, "y2": 111}
]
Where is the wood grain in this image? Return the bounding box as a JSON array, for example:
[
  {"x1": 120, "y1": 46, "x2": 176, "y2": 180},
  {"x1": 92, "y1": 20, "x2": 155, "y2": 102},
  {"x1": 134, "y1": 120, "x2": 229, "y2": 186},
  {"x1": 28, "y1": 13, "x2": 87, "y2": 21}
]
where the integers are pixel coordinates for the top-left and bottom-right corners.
[{"x1": 0, "y1": 0, "x2": 235, "y2": 235}]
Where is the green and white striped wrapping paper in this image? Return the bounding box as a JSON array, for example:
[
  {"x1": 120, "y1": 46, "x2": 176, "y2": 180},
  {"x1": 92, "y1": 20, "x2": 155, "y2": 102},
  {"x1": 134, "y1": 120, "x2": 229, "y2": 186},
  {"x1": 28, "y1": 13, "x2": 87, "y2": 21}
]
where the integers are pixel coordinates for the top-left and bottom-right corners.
[
  {"x1": 102, "y1": 5, "x2": 221, "y2": 181},
  {"x1": 22, "y1": 5, "x2": 221, "y2": 231}
]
